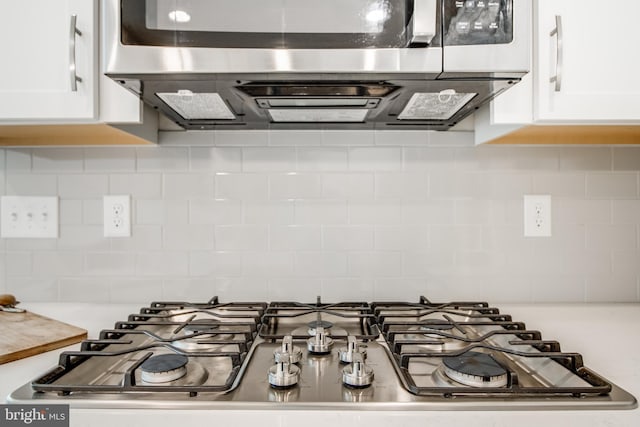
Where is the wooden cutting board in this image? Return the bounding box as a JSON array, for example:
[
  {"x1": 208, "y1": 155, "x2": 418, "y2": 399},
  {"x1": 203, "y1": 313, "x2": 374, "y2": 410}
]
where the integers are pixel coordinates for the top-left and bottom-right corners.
[{"x1": 0, "y1": 310, "x2": 87, "y2": 364}]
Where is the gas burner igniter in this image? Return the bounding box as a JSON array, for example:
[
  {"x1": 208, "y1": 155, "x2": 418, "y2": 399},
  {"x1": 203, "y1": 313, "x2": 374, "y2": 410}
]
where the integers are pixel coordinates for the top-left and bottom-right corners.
[
  {"x1": 274, "y1": 335, "x2": 302, "y2": 364},
  {"x1": 339, "y1": 335, "x2": 366, "y2": 363},
  {"x1": 342, "y1": 352, "x2": 374, "y2": 388},
  {"x1": 307, "y1": 326, "x2": 333, "y2": 355}
]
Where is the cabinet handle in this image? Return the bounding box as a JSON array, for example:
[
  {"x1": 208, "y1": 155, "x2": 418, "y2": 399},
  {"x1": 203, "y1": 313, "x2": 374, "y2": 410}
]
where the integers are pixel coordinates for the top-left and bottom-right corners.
[
  {"x1": 69, "y1": 14, "x2": 83, "y2": 92},
  {"x1": 549, "y1": 15, "x2": 563, "y2": 92}
]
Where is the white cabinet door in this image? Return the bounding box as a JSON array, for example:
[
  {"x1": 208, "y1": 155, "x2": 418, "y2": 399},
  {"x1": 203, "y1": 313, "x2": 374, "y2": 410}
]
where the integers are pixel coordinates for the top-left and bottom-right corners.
[
  {"x1": 0, "y1": 0, "x2": 97, "y2": 122},
  {"x1": 534, "y1": 0, "x2": 640, "y2": 122}
]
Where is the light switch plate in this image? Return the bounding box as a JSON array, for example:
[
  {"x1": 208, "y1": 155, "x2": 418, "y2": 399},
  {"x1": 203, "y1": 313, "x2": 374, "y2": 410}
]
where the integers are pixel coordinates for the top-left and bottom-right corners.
[{"x1": 0, "y1": 196, "x2": 59, "y2": 238}]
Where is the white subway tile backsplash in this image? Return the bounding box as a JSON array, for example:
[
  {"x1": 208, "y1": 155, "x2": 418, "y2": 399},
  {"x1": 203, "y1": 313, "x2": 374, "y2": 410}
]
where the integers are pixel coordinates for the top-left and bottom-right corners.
[
  {"x1": 1, "y1": 138, "x2": 639, "y2": 304},
  {"x1": 324, "y1": 226, "x2": 374, "y2": 251},
  {"x1": 613, "y1": 147, "x2": 640, "y2": 171},
  {"x1": 6, "y1": 174, "x2": 57, "y2": 195},
  {"x1": 190, "y1": 147, "x2": 242, "y2": 172},
  {"x1": 374, "y1": 131, "x2": 427, "y2": 146},
  {"x1": 59, "y1": 199, "x2": 83, "y2": 225},
  {"x1": 297, "y1": 147, "x2": 348, "y2": 171},
  {"x1": 243, "y1": 147, "x2": 296, "y2": 172},
  {"x1": 5, "y1": 277, "x2": 58, "y2": 302},
  {"x1": 322, "y1": 278, "x2": 374, "y2": 301},
  {"x1": 245, "y1": 201, "x2": 294, "y2": 225},
  {"x1": 586, "y1": 225, "x2": 637, "y2": 250},
  {"x1": 85, "y1": 252, "x2": 136, "y2": 276},
  {"x1": 215, "y1": 130, "x2": 269, "y2": 146},
  {"x1": 32, "y1": 148, "x2": 83, "y2": 172},
  {"x1": 59, "y1": 278, "x2": 110, "y2": 302},
  {"x1": 58, "y1": 225, "x2": 110, "y2": 250},
  {"x1": 189, "y1": 199, "x2": 242, "y2": 225},
  {"x1": 295, "y1": 252, "x2": 348, "y2": 276},
  {"x1": 375, "y1": 172, "x2": 429, "y2": 200},
  {"x1": 349, "y1": 202, "x2": 402, "y2": 225},
  {"x1": 82, "y1": 199, "x2": 103, "y2": 224},
  {"x1": 110, "y1": 174, "x2": 162, "y2": 198},
  {"x1": 404, "y1": 147, "x2": 456, "y2": 171},
  {"x1": 321, "y1": 173, "x2": 374, "y2": 200},
  {"x1": 84, "y1": 148, "x2": 136, "y2": 172},
  {"x1": 243, "y1": 252, "x2": 294, "y2": 276},
  {"x1": 533, "y1": 173, "x2": 586, "y2": 197},
  {"x1": 559, "y1": 147, "x2": 612, "y2": 171},
  {"x1": 612, "y1": 199, "x2": 640, "y2": 224},
  {"x1": 555, "y1": 199, "x2": 611, "y2": 225},
  {"x1": 5, "y1": 149, "x2": 31, "y2": 171},
  {"x1": 163, "y1": 225, "x2": 214, "y2": 251},
  {"x1": 110, "y1": 279, "x2": 162, "y2": 303},
  {"x1": 402, "y1": 200, "x2": 455, "y2": 225},
  {"x1": 111, "y1": 225, "x2": 163, "y2": 251},
  {"x1": 270, "y1": 226, "x2": 322, "y2": 251},
  {"x1": 321, "y1": 130, "x2": 373, "y2": 146},
  {"x1": 585, "y1": 275, "x2": 638, "y2": 302},
  {"x1": 189, "y1": 251, "x2": 242, "y2": 277},
  {"x1": 33, "y1": 252, "x2": 84, "y2": 276},
  {"x1": 295, "y1": 200, "x2": 348, "y2": 224},
  {"x1": 348, "y1": 252, "x2": 402, "y2": 277},
  {"x1": 5, "y1": 252, "x2": 31, "y2": 276},
  {"x1": 137, "y1": 147, "x2": 189, "y2": 171},
  {"x1": 136, "y1": 252, "x2": 189, "y2": 276},
  {"x1": 164, "y1": 174, "x2": 214, "y2": 200},
  {"x1": 349, "y1": 147, "x2": 402, "y2": 171},
  {"x1": 214, "y1": 277, "x2": 268, "y2": 300},
  {"x1": 269, "y1": 130, "x2": 322, "y2": 146},
  {"x1": 268, "y1": 278, "x2": 322, "y2": 301},
  {"x1": 215, "y1": 225, "x2": 268, "y2": 251},
  {"x1": 587, "y1": 173, "x2": 638, "y2": 199},
  {"x1": 59, "y1": 174, "x2": 108, "y2": 198},
  {"x1": 215, "y1": 173, "x2": 269, "y2": 200},
  {"x1": 375, "y1": 226, "x2": 428, "y2": 252},
  {"x1": 269, "y1": 173, "x2": 322, "y2": 200}
]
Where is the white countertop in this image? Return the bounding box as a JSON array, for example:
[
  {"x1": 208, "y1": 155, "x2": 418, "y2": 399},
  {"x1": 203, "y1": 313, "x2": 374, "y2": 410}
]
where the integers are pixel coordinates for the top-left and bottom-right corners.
[{"x1": 2, "y1": 302, "x2": 639, "y2": 427}]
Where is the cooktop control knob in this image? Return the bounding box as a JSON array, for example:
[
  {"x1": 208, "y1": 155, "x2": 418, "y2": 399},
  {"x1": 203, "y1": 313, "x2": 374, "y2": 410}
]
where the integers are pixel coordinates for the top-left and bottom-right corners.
[
  {"x1": 268, "y1": 362, "x2": 300, "y2": 388},
  {"x1": 339, "y1": 336, "x2": 367, "y2": 363},
  {"x1": 307, "y1": 326, "x2": 334, "y2": 354},
  {"x1": 274, "y1": 335, "x2": 302, "y2": 364},
  {"x1": 342, "y1": 353, "x2": 374, "y2": 388}
]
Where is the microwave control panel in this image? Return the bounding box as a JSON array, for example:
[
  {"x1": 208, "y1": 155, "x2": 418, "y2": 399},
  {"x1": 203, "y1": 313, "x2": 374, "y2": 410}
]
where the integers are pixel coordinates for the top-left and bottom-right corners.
[{"x1": 443, "y1": 0, "x2": 514, "y2": 45}]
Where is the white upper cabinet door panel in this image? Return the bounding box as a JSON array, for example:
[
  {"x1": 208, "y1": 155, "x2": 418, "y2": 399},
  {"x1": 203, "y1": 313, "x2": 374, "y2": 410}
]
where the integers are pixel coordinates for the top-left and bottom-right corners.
[
  {"x1": 534, "y1": 0, "x2": 640, "y2": 122},
  {"x1": 0, "y1": 0, "x2": 97, "y2": 122}
]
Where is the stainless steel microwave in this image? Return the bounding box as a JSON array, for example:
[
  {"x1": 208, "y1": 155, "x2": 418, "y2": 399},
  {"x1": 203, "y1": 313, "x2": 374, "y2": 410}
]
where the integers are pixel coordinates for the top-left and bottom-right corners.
[{"x1": 103, "y1": 0, "x2": 531, "y2": 130}]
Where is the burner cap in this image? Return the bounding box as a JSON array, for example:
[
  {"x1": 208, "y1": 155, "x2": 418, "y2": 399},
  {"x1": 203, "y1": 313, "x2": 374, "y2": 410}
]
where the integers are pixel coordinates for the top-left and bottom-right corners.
[
  {"x1": 140, "y1": 354, "x2": 189, "y2": 383},
  {"x1": 442, "y1": 351, "x2": 508, "y2": 388},
  {"x1": 307, "y1": 320, "x2": 333, "y2": 329}
]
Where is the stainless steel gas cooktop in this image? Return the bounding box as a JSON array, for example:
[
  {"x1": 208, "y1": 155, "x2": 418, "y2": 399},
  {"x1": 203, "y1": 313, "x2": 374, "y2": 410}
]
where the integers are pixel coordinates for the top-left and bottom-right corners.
[{"x1": 9, "y1": 297, "x2": 638, "y2": 410}]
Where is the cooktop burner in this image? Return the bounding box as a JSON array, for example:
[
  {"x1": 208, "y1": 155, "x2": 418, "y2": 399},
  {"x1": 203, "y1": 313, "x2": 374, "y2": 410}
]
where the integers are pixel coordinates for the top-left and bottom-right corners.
[
  {"x1": 140, "y1": 354, "x2": 189, "y2": 383},
  {"x1": 442, "y1": 351, "x2": 508, "y2": 388},
  {"x1": 7, "y1": 296, "x2": 637, "y2": 411}
]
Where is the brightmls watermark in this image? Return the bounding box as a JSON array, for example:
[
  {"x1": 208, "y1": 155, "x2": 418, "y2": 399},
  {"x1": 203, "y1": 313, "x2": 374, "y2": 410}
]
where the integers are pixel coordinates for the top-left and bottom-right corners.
[{"x1": 1, "y1": 405, "x2": 69, "y2": 426}]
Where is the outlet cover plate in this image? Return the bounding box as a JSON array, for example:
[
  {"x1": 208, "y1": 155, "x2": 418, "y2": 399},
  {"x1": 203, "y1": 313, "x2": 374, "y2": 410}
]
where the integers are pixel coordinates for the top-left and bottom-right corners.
[
  {"x1": 103, "y1": 195, "x2": 131, "y2": 237},
  {"x1": 1, "y1": 196, "x2": 59, "y2": 238},
  {"x1": 524, "y1": 194, "x2": 551, "y2": 237}
]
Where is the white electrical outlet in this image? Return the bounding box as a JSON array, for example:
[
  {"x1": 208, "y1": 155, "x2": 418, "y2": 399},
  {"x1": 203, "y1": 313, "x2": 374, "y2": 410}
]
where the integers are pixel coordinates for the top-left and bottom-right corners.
[
  {"x1": 0, "y1": 196, "x2": 59, "y2": 238},
  {"x1": 104, "y1": 195, "x2": 131, "y2": 237},
  {"x1": 524, "y1": 195, "x2": 551, "y2": 237}
]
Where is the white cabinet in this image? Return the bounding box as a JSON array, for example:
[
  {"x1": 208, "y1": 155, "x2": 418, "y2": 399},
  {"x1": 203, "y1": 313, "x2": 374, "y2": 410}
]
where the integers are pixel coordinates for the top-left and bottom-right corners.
[
  {"x1": 0, "y1": 0, "x2": 98, "y2": 122},
  {"x1": 534, "y1": 0, "x2": 640, "y2": 123},
  {"x1": 475, "y1": 0, "x2": 640, "y2": 144}
]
